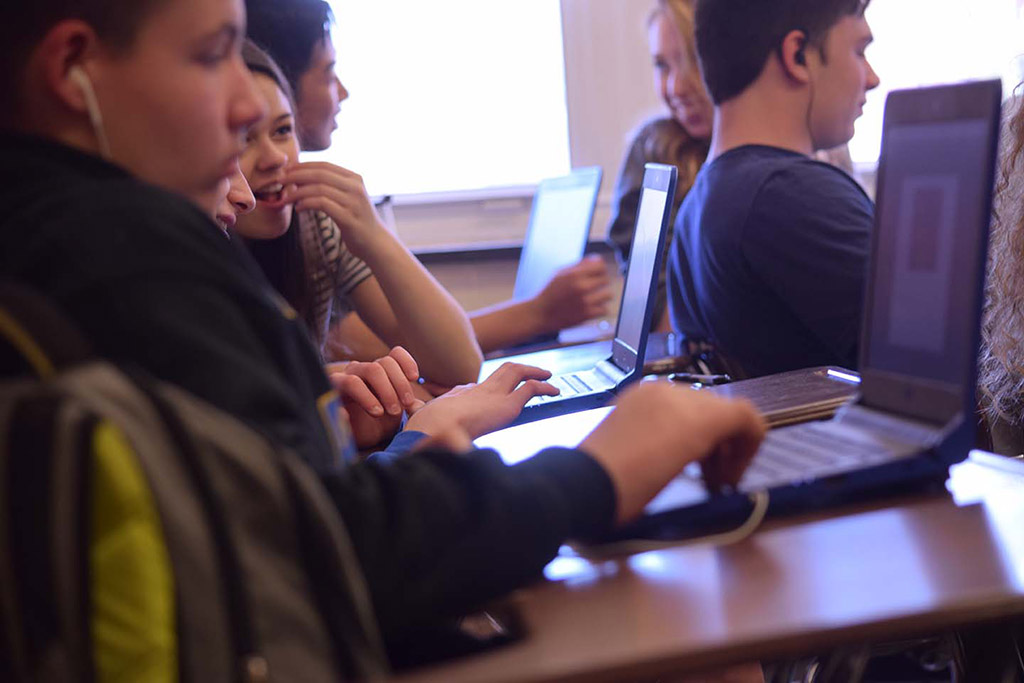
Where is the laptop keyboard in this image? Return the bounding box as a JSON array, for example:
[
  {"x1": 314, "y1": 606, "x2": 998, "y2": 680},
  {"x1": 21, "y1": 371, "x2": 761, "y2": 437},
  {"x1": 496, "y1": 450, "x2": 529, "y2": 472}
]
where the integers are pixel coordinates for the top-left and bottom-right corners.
[
  {"x1": 739, "y1": 420, "x2": 922, "y2": 492},
  {"x1": 527, "y1": 370, "x2": 613, "y2": 405}
]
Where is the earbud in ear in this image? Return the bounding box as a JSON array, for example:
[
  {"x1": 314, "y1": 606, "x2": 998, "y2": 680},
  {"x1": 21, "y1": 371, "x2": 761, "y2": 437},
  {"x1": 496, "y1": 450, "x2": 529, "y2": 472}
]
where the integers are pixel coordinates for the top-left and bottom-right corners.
[
  {"x1": 68, "y1": 65, "x2": 90, "y2": 94},
  {"x1": 68, "y1": 65, "x2": 112, "y2": 159},
  {"x1": 795, "y1": 49, "x2": 806, "y2": 66}
]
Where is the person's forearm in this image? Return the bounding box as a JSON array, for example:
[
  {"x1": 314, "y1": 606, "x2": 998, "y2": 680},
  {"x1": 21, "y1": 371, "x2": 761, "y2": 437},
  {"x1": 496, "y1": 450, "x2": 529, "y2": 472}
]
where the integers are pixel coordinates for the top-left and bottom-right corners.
[
  {"x1": 357, "y1": 233, "x2": 482, "y2": 385},
  {"x1": 469, "y1": 298, "x2": 550, "y2": 354},
  {"x1": 324, "y1": 312, "x2": 392, "y2": 363}
]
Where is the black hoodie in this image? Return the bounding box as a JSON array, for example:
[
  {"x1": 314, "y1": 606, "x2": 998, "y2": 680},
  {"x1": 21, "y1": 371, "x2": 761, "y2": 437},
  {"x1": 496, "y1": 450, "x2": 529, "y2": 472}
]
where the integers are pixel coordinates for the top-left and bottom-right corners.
[{"x1": 0, "y1": 133, "x2": 615, "y2": 648}]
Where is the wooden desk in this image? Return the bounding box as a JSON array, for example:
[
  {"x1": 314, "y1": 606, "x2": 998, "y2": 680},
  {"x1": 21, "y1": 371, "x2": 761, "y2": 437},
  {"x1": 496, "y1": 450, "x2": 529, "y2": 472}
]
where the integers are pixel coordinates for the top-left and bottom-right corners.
[{"x1": 394, "y1": 457, "x2": 1024, "y2": 682}]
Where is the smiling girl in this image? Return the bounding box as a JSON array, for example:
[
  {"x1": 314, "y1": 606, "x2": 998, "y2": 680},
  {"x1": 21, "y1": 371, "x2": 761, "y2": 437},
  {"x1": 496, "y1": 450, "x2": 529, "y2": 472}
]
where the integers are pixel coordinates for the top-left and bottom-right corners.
[
  {"x1": 233, "y1": 41, "x2": 481, "y2": 387},
  {"x1": 607, "y1": 0, "x2": 714, "y2": 332}
]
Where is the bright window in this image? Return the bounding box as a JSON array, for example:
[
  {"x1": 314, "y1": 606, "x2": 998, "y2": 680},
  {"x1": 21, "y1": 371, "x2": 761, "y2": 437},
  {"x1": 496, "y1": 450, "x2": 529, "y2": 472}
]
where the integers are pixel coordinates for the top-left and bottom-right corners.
[
  {"x1": 311, "y1": 0, "x2": 572, "y2": 197},
  {"x1": 850, "y1": 0, "x2": 1024, "y2": 164}
]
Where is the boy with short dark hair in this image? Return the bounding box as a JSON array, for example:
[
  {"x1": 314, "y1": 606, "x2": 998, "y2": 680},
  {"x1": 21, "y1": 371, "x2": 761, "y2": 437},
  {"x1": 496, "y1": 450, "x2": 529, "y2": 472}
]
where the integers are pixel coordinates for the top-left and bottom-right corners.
[
  {"x1": 668, "y1": 0, "x2": 879, "y2": 377},
  {"x1": 245, "y1": 0, "x2": 344, "y2": 151}
]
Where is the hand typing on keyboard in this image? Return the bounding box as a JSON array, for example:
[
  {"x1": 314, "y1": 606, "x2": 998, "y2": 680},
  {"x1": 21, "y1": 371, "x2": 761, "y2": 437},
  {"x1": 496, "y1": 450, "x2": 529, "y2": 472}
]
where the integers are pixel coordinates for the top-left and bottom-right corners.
[
  {"x1": 578, "y1": 381, "x2": 766, "y2": 525},
  {"x1": 405, "y1": 362, "x2": 559, "y2": 450},
  {"x1": 529, "y1": 374, "x2": 590, "y2": 404}
]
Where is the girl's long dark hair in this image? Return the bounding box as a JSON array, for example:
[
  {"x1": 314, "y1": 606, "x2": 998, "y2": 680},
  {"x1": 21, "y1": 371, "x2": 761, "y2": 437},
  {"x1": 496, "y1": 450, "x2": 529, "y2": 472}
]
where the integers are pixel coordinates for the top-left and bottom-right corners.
[
  {"x1": 240, "y1": 40, "x2": 316, "y2": 332},
  {"x1": 244, "y1": 215, "x2": 314, "y2": 331}
]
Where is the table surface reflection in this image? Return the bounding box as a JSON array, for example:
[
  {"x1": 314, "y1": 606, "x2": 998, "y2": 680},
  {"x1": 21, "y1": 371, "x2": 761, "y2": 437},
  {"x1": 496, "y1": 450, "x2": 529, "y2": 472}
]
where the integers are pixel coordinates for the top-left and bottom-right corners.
[{"x1": 394, "y1": 455, "x2": 1024, "y2": 683}]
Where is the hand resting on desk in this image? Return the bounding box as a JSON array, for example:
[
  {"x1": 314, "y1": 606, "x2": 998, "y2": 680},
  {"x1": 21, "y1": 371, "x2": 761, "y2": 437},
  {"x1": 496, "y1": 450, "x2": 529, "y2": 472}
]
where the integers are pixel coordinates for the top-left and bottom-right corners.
[{"x1": 579, "y1": 382, "x2": 766, "y2": 525}]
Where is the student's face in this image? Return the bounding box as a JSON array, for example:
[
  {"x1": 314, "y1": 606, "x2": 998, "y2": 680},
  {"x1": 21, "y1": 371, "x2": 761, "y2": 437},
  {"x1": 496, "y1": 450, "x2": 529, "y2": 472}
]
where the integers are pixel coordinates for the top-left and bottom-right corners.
[
  {"x1": 234, "y1": 74, "x2": 300, "y2": 240},
  {"x1": 88, "y1": 0, "x2": 264, "y2": 216},
  {"x1": 807, "y1": 15, "x2": 880, "y2": 150},
  {"x1": 648, "y1": 12, "x2": 713, "y2": 140},
  {"x1": 213, "y1": 161, "x2": 255, "y2": 232},
  {"x1": 296, "y1": 36, "x2": 349, "y2": 152}
]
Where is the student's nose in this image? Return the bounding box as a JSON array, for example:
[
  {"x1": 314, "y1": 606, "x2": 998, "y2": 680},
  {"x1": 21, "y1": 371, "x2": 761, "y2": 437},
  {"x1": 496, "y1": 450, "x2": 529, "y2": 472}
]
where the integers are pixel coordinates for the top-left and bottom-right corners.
[
  {"x1": 865, "y1": 60, "x2": 881, "y2": 92},
  {"x1": 671, "y1": 67, "x2": 697, "y2": 101},
  {"x1": 229, "y1": 184, "x2": 255, "y2": 216},
  {"x1": 255, "y1": 138, "x2": 288, "y2": 171},
  {"x1": 335, "y1": 75, "x2": 349, "y2": 104},
  {"x1": 230, "y1": 59, "x2": 268, "y2": 135},
  {"x1": 670, "y1": 68, "x2": 685, "y2": 99}
]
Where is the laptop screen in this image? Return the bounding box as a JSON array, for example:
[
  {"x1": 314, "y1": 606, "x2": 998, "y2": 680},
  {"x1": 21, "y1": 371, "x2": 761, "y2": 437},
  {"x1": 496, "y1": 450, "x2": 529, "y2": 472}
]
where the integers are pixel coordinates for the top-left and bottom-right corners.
[
  {"x1": 864, "y1": 117, "x2": 992, "y2": 390},
  {"x1": 614, "y1": 186, "x2": 670, "y2": 357},
  {"x1": 513, "y1": 168, "x2": 602, "y2": 302}
]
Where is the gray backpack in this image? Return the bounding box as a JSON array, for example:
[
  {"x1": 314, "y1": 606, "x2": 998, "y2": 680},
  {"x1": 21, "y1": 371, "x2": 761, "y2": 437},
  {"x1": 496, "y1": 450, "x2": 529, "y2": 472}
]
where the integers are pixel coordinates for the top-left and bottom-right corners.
[{"x1": 0, "y1": 285, "x2": 389, "y2": 682}]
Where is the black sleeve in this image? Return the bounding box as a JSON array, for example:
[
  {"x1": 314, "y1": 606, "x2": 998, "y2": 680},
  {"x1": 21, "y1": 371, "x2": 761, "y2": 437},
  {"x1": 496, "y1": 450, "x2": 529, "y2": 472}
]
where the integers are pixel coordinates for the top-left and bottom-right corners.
[
  {"x1": 24, "y1": 193, "x2": 619, "y2": 645},
  {"x1": 19, "y1": 197, "x2": 339, "y2": 468},
  {"x1": 319, "y1": 446, "x2": 616, "y2": 640},
  {"x1": 74, "y1": 271, "x2": 620, "y2": 643},
  {"x1": 66, "y1": 276, "x2": 338, "y2": 466}
]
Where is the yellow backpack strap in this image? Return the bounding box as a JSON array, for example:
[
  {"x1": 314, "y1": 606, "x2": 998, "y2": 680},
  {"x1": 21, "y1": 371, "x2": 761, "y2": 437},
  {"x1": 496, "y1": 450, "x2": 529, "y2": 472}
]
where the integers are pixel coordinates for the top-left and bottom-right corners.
[
  {"x1": 0, "y1": 286, "x2": 177, "y2": 683},
  {"x1": 90, "y1": 420, "x2": 177, "y2": 683}
]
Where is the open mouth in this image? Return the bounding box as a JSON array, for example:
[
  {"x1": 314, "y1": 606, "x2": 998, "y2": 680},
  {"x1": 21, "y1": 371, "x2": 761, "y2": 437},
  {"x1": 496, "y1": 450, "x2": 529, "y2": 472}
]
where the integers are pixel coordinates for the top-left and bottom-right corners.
[{"x1": 253, "y1": 183, "x2": 285, "y2": 204}]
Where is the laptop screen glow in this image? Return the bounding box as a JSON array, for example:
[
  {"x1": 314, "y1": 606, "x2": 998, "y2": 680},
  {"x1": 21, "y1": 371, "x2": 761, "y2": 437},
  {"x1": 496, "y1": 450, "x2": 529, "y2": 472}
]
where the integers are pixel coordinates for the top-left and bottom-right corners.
[
  {"x1": 864, "y1": 119, "x2": 991, "y2": 389},
  {"x1": 614, "y1": 188, "x2": 669, "y2": 355},
  {"x1": 513, "y1": 172, "x2": 601, "y2": 302}
]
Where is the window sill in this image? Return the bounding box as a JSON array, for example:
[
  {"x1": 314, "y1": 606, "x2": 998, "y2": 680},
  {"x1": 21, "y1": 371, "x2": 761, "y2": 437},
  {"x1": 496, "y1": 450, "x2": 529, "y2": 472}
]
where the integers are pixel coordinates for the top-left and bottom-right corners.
[{"x1": 413, "y1": 239, "x2": 612, "y2": 264}]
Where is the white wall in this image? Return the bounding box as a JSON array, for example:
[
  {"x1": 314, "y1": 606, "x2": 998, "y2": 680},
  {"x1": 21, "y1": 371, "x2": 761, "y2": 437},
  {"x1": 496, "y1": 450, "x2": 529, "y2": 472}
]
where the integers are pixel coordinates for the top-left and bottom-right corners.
[
  {"x1": 393, "y1": 0, "x2": 664, "y2": 254},
  {"x1": 560, "y1": 0, "x2": 663, "y2": 189}
]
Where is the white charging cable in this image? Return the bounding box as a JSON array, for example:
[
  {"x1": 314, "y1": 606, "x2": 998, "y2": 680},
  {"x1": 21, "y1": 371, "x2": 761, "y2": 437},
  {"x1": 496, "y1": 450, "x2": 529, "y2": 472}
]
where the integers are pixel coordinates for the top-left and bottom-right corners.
[{"x1": 570, "y1": 490, "x2": 770, "y2": 560}]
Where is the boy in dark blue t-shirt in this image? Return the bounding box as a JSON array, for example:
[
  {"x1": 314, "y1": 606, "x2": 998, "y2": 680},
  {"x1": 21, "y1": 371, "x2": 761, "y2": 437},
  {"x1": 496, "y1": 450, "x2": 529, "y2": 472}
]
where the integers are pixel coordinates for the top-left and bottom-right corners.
[{"x1": 669, "y1": 0, "x2": 880, "y2": 377}]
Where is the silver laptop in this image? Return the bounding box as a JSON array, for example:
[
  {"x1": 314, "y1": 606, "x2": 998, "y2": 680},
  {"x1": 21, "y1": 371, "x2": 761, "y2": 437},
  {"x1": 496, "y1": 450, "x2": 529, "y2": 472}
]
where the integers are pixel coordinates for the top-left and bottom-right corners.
[
  {"x1": 508, "y1": 163, "x2": 677, "y2": 427},
  {"x1": 513, "y1": 167, "x2": 603, "y2": 303}
]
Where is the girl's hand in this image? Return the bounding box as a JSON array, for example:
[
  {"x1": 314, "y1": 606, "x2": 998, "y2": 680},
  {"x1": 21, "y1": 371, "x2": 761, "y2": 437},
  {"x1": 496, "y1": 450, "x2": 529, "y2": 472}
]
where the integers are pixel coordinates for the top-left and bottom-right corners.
[
  {"x1": 284, "y1": 162, "x2": 387, "y2": 260},
  {"x1": 328, "y1": 347, "x2": 425, "y2": 448}
]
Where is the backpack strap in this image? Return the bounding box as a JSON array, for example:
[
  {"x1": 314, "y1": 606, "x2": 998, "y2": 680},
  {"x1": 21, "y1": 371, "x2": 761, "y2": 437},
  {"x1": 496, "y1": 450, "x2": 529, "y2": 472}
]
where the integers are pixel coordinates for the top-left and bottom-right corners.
[
  {"x1": 0, "y1": 283, "x2": 92, "y2": 378},
  {"x1": 0, "y1": 286, "x2": 177, "y2": 683},
  {"x1": 0, "y1": 391, "x2": 96, "y2": 683}
]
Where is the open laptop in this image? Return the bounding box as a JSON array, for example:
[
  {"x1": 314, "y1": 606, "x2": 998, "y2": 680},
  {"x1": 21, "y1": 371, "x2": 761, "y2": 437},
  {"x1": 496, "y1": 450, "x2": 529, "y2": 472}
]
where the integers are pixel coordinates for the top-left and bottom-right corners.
[
  {"x1": 507, "y1": 163, "x2": 678, "y2": 426},
  {"x1": 616, "y1": 79, "x2": 1004, "y2": 539},
  {"x1": 483, "y1": 80, "x2": 1002, "y2": 539},
  {"x1": 512, "y1": 167, "x2": 603, "y2": 305}
]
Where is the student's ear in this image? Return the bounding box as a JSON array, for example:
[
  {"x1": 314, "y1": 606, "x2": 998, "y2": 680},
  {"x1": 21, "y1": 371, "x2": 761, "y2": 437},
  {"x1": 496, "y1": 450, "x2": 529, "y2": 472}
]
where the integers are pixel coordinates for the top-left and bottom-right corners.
[
  {"x1": 778, "y1": 30, "x2": 811, "y2": 84},
  {"x1": 33, "y1": 20, "x2": 103, "y2": 117}
]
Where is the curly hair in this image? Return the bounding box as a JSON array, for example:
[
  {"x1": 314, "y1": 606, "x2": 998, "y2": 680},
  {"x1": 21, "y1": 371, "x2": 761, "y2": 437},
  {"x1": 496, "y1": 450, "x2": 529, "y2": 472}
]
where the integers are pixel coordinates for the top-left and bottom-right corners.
[{"x1": 979, "y1": 92, "x2": 1024, "y2": 424}]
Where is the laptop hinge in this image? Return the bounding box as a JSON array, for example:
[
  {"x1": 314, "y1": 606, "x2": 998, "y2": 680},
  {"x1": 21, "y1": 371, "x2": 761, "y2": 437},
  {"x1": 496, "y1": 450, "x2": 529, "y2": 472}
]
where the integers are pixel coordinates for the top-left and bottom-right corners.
[
  {"x1": 835, "y1": 403, "x2": 954, "y2": 447},
  {"x1": 594, "y1": 360, "x2": 626, "y2": 386}
]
